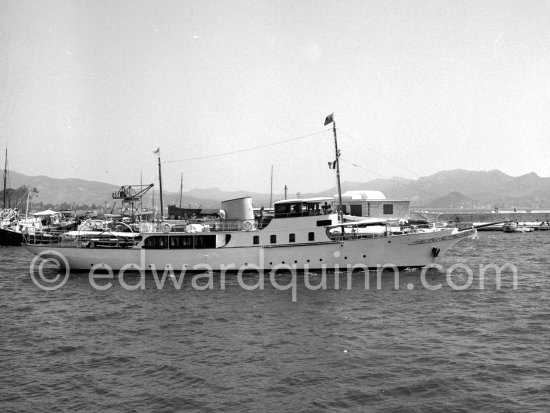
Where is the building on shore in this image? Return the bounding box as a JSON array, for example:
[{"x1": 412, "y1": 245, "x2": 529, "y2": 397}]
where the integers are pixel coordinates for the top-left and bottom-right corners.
[{"x1": 339, "y1": 190, "x2": 410, "y2": 219}]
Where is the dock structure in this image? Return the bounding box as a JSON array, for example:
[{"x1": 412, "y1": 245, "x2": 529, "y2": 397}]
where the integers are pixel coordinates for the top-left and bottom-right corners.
[{"x1": 419, "y1": 210, "x2": 550, "y2": 231}]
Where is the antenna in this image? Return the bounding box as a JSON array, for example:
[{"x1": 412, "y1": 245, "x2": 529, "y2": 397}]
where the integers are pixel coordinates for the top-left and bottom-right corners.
[
  {"x1": 179, "y1": 172, "x2": 183, "y2": 208},
  {"x1": 269, "y1": 165, "x2": 273, "y2": 208}
]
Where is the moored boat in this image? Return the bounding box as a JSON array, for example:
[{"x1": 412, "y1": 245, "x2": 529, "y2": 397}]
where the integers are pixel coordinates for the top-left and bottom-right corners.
[{"x1": 502, "y1": 220, "x2": 534, "y2": 233}]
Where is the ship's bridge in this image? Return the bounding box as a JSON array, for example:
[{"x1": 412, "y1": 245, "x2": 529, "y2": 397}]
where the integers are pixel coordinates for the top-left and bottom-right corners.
[{"x1": 273, "y1": 197, "x2": 335, "y2": 218}]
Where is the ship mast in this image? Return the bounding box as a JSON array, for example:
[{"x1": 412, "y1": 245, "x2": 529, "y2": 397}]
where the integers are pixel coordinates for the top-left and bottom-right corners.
[
  {"x1": 153, "y1": 148, "x2": 164, "y2": 222},
  {"x1": 325, "y1": 114, "x2": 343, "y2": 222},
  {"x1": 25, "y1": 188, "x2": 30, "y2": 220},
  {"x1": 269, "y1": 165, "x2": 273, "y2": 208},
  {"x1": 3, "y1": 148, "x2": 7, "y2": 209},
  {"x1": 179, "y1": 172, "x2": 183, "y2": 208},
  {"x1": 157, "y1": 152, "x2": 164, "y2": 222}
]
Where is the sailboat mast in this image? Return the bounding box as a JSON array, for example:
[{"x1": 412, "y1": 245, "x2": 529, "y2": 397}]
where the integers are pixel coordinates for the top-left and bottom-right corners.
[
  {"x1": 25, "y1": 188, "x2": 30, "y2": 220},
  {"x1": 179, "y1": 172, "x2": 183, "y2": 208},
  {"x1": 3, "y1": 148, "x2": 7, "y2": 209},
  {"x1": 269, "y1": 165, "x2": 273, "y2": 208}
]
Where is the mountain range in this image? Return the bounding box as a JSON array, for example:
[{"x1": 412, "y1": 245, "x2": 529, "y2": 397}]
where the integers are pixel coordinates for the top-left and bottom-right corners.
[{"x1": 2, "y1": 169, "x2": 550, "y2": 210}]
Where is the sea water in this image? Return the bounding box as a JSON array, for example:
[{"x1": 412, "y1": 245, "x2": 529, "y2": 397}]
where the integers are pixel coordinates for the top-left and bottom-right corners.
[{"x1": 1, "y1": 232, "x2": 549, "y2": 412}]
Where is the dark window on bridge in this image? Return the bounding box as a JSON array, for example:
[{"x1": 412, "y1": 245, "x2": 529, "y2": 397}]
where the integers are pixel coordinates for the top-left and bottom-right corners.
[
  {"x1": 308, "y1": 232, "x2": 315, "y2": 241},
  {"x1": 253, "y1": 235, "x2": 259, "y2": 245},
  {"x1": 270, "y1": 235, "x2": 277, "y2": 244},
  {"x1": 289, "y1": 233, "x2": 295, "y2": 243},
  {"x1": 383, "y1": 204, "x2": 394, "y2": 215}
]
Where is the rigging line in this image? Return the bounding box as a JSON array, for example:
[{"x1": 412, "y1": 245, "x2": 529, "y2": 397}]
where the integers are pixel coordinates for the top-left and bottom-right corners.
[
  {"x1": 162, "y1": 130, "x2": 329, "y2": 164},
  {"x1": 338, "y1": 128, "x2": 447, "y2": 190},
  {"x1": 391, "y1": 181, "x2": 399, "y2": 198},
  {"x1": 338, "y1": 128, "x2": 427, "y2": 180},
  {"x1": 339, "y1": 158, "x2": 440, "y2": 197},
  {"x1": 338, "y1": 128, "x2": 451, "y2": 193}
]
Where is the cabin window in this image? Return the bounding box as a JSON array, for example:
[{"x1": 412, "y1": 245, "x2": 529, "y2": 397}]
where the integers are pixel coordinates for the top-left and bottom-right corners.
[
  {"x1": 274, "y1": 203, "x2": 290, "y2": 218},
  {"x1": 270, "y1": 235, "x2": 277, "y2": 244},
  {"x1": 342, "y1": 205, "x2": 347, "y2": 214},
  {"x1": 275, "y1": 202, "x2": 318, "y2": 218},
  {"x1": 383, "y1": 204, "x2": 394, "y2": 215},
  {"x1": 308, "y1": 232, "x2": 315, "y2": 241},
  {"x1": 317, "y1": 219, "x2": 332, "y2": 227},
  {"x1": 350, "y1": 204, "x2": 362, "y2": 216},
  {"x1": 143, "y1": 235, "x2": 169, "y2": 249},
  {"x1": 169, "y1": 235, "x2": 193, "y2": 249},
  {"x1": 253, "y1": 235, "x2": 259, "y2": 245},
  {"x1": 276, "y1": 201, "x2": 333, "y2": 218},
  {"x1": 194, "y1": 235, "x2": 216, "y2": 249},
  {"x1": 289, "y1": 233, "x2": 295, "y2": 243}
]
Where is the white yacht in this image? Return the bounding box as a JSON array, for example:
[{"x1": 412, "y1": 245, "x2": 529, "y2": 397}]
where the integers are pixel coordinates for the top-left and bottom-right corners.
[
  {"x1": 25, "y1": 195, "x2": 475, "y2": 272},
  {"x1": 25, "y1": 114, "x2": 476, "y2": 271}
]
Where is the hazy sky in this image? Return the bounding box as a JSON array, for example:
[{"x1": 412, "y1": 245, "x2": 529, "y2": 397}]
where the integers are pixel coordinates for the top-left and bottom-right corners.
[{"x1": 2, "y1": 0, "x2": 550, "y2": 195}]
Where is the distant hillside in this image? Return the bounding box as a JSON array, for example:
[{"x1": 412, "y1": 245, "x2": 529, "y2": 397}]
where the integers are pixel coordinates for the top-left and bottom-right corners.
[
  {"x1": 424, "y1": 191, "x2": 471, "y2": 208},
  {"x1": 3, "y1": 170, "x2": 120, "y2": 206},
  {"x1": 2, "y1": 168, "x2": 550, "y2": 210},
  {"x1": 314, "y1": 169, "x2": 550, "y2": 209}
]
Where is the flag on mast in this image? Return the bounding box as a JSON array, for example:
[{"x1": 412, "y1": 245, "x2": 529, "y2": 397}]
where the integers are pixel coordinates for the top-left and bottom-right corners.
[
  {"x1": 324, "y1": 113, "x2": 334, "y2": 126},
  {"x1": 153, "y1": 148, "x2": 160, "y2": 156}
]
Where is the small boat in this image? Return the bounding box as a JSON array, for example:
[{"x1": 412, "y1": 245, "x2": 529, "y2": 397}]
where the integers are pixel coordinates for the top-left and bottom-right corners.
[
  {"x1": 502, "y1": 220, "x2": 534, "y2": 233},
  {"x1": 25, "y1": 114, "x2": 477, "y2": 272},
  {"x1": 0, "y1": 150, "x2": 21, "y2": 246},
  {"x1": 0, "y1": 225, "x2": 23, "y2": 247},
  {"x1": 1, "y1": 150, "x2": 65, "y2": 246},
  {"x1": 503, "y1": 221, "x2": 517, "y2": 232}
]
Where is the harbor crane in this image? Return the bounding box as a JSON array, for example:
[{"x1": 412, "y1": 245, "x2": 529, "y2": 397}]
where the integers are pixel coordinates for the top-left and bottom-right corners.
[{"x1": 112, "y1": 184, "x2": 154, "y2": 221}]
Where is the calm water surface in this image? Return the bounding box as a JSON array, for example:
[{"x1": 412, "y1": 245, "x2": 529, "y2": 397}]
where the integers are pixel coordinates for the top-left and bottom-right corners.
[{"x1": 1, "y1": 232, "x2": 549, "y2": 412}]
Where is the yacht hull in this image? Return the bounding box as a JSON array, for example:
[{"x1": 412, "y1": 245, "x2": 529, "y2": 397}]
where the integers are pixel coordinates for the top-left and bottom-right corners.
[{"x1": 25, "y1": 228, "x2": 476, "y2": 272}]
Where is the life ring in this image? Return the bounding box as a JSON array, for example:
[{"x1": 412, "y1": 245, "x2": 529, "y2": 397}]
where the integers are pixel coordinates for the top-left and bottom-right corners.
[
  {"x1": 242, "y1": 221, "x2": 253, "y2": 231},
  {"x1": 162, "y1": 223, "x2": 172, "y2": 233}
]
